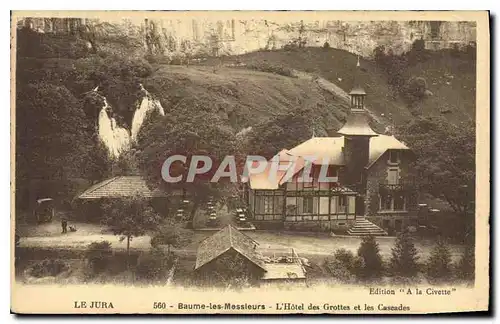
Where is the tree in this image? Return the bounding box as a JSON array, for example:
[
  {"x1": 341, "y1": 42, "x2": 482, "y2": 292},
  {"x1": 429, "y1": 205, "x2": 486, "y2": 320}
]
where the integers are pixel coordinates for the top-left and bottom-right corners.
[
  {"x1": 245, "y1": 107, "x2": 315, "y2": 159},
  {"x1": 150, "y1": 222, "x2": 193, "y2": 254},
  {"x1": 426, "y1": 239, "x2": 452, "y2": 282},
  {"x1": 16, "y1": 82, "x2": 91, "y2": 180},
  {"x1": 137, "y1": 111, "x2": 239, "y2": 228},
  {"x1": 389, "y1": 231, "x2": 420, "y2": 278},
  {"x1": 396, "y1": 117, "x2": 475, "y2": 241},
  {"x1": 101, "y1": 194, "x2": 161, "y2": 269},
  {"x1": 356, "y1": 236, "x2": 384, "y2": 281},
  {"x1": 455, "y1": 244, "x2": 475, "y2": 282},
  {"x1": 15, "y1": 82, "x2": 94, "y2": 210},
  {"x1": 82, "y1": 137, "x2": 113, "y2": 184}
]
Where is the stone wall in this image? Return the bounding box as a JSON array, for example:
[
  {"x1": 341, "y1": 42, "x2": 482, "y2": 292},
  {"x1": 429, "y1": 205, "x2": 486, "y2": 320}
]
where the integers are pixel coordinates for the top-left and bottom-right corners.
[{"x1": 364, "y1": 150, "x2": 419, "y2": 232}]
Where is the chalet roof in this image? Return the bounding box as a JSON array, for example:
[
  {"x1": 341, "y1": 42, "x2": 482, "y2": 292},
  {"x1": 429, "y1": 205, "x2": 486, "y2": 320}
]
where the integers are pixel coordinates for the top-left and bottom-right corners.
[
  {"x1": 366, "y1": 135, "x2": 410, "y2": 168},
  {"x1": 288, "y1": 137, "x2": 345, "y2": 165},
  {"x1": 248, "y1": 150, "x2": 306, "y2": 190},
  {"x1": 77, "y1": 176, "x2": 167, "y2": 199},
  {"x1": 248, "y1": 134, "x2": 410, "y2": 189},
  {"x1": 337, "y1": 109, "x2": 378, "y2": 137},
  {"x1": 194, "y1": 225, "x2": 266, "y2": 271}
]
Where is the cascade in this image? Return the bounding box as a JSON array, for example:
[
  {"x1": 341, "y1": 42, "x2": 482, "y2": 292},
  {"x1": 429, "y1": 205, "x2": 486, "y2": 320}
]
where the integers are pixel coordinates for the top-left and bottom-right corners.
[
  {"x1": 130, "y1": 84, "x2": 165, "y2": 141},
  {"x1": 95, "y1": 84, "x2": 164, "y2": 158},
  {"x1": 97, "y1": 97, "x2": 131, "y2": 158}
]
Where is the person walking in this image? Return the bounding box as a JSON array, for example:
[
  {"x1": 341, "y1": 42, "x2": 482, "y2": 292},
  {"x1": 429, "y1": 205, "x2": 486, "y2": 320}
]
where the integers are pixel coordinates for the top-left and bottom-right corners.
[{"x1": 61, "y1": 217, "x2": 68, "y2": 234}]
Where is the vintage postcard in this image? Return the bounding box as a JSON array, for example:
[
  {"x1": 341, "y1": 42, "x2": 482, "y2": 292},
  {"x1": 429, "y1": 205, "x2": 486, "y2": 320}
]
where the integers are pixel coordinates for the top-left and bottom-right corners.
[{"x1": 11, "y1": 11, "x2": 490, "y2": 314}]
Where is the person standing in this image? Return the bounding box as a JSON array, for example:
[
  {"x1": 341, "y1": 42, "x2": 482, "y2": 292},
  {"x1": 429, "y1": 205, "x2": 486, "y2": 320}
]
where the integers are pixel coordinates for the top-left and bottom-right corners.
[{"x1": 61, "y1": 217, "x2": 68, "y2": 234}]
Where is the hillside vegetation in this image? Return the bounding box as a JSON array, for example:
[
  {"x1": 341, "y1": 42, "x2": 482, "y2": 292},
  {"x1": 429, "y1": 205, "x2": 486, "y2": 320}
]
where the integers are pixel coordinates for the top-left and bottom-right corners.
[
  {"x1": 143, "y1": 65, "x2": 350, "y2": 133},
  {"x1": 199, "y1": 47, "x2": 476, "y2": 126}
]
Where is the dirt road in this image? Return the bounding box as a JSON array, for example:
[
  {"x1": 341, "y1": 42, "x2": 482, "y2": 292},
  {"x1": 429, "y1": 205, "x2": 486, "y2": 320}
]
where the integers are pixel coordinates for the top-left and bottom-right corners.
[{"x1": 19, "y1": 230, "x2": 466, "y2": 261}]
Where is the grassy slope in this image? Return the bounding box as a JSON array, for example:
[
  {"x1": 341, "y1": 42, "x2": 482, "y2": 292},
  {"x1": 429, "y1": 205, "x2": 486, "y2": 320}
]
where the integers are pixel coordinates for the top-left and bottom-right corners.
[
  {"x1": 143, "y1": 65, "x2": 351, "y2": 134},
  {"x1": 402, "y1": 52, "x2": 476, "y2": 123},
  {"x1": 201, "y1": 47, "x2": 476, "y2": 126}
]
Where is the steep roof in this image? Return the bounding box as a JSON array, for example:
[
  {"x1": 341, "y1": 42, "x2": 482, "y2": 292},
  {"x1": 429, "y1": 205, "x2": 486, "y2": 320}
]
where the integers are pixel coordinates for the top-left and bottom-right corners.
[
  {"x1": 337, "y1": 109, "x2": 378, "y2": 137},
  {"x1": 248, "y1": 134, "x2": 410, "y2": 189},
  {"x1": 77, "y1": 176, "x2": 167, "y2": 199},
  {"x1": 366, "y1": 134, "x2": 410, "y2": 168},
  {"x1": 194, "y1": 225, "x2": 266, "y2": 271},
  {"x1": 248, "y1": 150, "x2": 306, "y2": 190},
  {"x1": 288, "y1": 137, "x2": 345, "y2": 165}
]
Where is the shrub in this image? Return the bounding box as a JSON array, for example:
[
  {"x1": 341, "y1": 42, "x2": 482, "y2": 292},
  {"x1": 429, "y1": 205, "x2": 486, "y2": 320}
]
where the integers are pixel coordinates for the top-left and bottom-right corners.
[
  {"x1": 246, "y1": 62, "x2": 295, "y2": 78},
  {"x1": 373, "y1": 45, "x2": 387, "y2": 66},
  {"x1": 323, "y1": 248, "x2": 358, "y2": 282},
  {"x1": 85, "y1": 241, "x2": 112, "y2": 275},
  {"x1": 144, "y1": 53, "x2": 171, "y2": 65},
  {"x1": 405, "y1": 77, "x2": 427, "y2": 104},
  {"x1": 455, "y1": 244, "x2": 475, "y2": 282},
  {"x1": 135, "y1": 247, "x2": 174, "y2": 282},
  {"x1": 408, "y1": 39, "x2": 430, "y2": 64},
  {"x1": 283, "y1": 41, "x2": 299, "y2": 51},
  {"x1": 426, "y1": 239, "x2": 452, "y2": 282},
  {"x1": 465, "y1": 42, "x2": 476, "y2": 60},
  {"x1": 323, "y1": 41, "x2": 330, "y2": 49},
  {"x1": 29, "y1": 259, "x2": 68, "y2": 278},
  {"x1": 389, "y1": 231, "x2": 420, "y2": 278},
  {"x1": 355, "y1": 236, "x2": 384, "y2": 281},
  {"x1": 412, "y1": 38, "x2": 426, "y2": 53}
]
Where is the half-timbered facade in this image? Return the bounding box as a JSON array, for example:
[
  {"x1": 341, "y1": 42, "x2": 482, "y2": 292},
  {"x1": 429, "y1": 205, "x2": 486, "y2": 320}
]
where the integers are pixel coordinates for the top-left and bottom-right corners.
[{"x1": 246, "y1": 67, "x2": 419, "y2": 234}]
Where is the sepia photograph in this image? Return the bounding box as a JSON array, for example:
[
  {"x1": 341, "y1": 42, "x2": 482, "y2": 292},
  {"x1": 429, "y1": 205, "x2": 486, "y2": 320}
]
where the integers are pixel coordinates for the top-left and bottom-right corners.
[{"x1": 10, "y1": 11, "x2": 489, "y2": 314}]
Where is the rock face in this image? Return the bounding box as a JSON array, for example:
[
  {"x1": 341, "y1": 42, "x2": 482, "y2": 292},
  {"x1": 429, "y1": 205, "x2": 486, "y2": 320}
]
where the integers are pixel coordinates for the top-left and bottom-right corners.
[{"x1": 17, "y1": 17, "x2": 476, "y2": 57}]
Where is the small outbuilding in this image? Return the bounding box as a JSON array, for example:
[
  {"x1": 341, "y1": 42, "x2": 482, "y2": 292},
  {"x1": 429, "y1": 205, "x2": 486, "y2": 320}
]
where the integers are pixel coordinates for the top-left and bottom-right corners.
[
  {"x1": 194, "y1": 225, "x2": 306, "y2": 286},
  {"x1": 75, "y1": 176, "x2": 182, "y2": 221}
]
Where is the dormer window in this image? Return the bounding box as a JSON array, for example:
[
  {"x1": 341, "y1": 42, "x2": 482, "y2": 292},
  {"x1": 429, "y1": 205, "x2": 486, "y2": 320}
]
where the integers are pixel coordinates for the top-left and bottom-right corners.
[{"x1": 389, "y1": 150, "x2": 400, "y2": 164}]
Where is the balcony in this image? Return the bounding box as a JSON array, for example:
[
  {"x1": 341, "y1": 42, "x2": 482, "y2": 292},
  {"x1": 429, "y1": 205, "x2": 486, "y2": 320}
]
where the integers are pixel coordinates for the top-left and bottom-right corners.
[{"x1": 379, "y1": 182, "x2": 416, "y2": 192}]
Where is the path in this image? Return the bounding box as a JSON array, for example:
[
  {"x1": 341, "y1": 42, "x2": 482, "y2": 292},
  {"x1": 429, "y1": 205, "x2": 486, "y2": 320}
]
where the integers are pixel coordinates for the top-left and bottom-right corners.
[{"x1": 19, "y1": 230, "x2": 465, "y2": 261}]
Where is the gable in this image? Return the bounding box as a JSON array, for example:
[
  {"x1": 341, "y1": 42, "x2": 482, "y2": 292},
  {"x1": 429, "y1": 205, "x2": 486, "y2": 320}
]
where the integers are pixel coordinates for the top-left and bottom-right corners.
[{"x1": 195, "y1": 225, "x2": 266, "y2": 271}]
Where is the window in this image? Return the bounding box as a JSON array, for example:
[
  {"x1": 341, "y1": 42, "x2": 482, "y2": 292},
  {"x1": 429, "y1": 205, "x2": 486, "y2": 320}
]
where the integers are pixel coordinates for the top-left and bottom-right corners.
[
  {"x1": 387, "y1": 168, "x2": 400, "y2": 184},
  {"x1": 303, "y1": 197, "x2": 314, "y2": 214},
  {"x1": 389, "y1": 150, "x2": 399, "y2": 164},
  {"x1": 263, "y1": 196, "x2": 273, "y2": 214},
  {"x1": 380, "y1": 192, "x2": 406, "y2": 211},
  {"x1": 256, "y1": 195, "x2": 274, "y2": 215},
  {"x1": 274, "y1": 196, "x2": 283, "y2": 214},
  {"x1": 338, "y1": 196, "x2": 347, "y2": 213},
  {"x1": 381, "y1": 193, "x2": 393, "y2": 210},
  {"x1": 394, "y1": 193, "x2": 406, "y2": 210}
]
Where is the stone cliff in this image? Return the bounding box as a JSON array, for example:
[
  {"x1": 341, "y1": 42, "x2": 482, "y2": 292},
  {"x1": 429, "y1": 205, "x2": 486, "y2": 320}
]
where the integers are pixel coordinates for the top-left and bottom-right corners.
[{"x1": 17, "y1": 17, "x2": 476, "y2": 58}]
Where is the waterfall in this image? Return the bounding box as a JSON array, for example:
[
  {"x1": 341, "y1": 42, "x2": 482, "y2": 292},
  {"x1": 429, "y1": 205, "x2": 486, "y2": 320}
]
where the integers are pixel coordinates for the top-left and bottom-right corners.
[
  {"x1": 94, "y1": 84, "x2": 164, "y2": 158},
  {"x1": 97, "y1": 97, "x2": 131, "y2": 158},
  {"x1": 130, "y1": 84, "x2": 165, "y2": 141}
]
